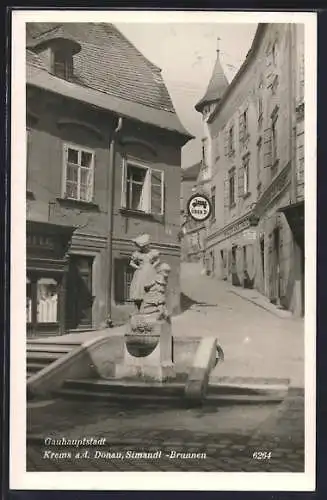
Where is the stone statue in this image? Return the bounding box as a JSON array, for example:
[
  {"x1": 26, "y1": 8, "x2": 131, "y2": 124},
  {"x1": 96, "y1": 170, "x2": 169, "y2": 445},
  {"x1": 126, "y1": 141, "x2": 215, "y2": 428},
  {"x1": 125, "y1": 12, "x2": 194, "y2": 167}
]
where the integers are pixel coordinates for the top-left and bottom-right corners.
[
  {"x1": 118, "y1": 239, "x2": 174, "y2": 381},
  {"x1": 142, "y1": 263, "x2": 171, "y2": 320},
  {"x1": 129, "y1": 234, "x2": 160, "y2": 312}
]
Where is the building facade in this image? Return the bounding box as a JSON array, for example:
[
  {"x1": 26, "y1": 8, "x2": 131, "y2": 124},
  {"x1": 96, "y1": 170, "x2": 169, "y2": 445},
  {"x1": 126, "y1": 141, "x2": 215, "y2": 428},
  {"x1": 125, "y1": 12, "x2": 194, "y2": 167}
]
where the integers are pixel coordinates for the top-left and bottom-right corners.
[
  {"x1": 180, "y1": 162, "x2": 206, "y2": 262},
  {"x1": 26, "y1": 22, "x2": 192, "y2": 336},
  {"x1": 197, "y1": 23, "x2": 305, "y2": 316}
]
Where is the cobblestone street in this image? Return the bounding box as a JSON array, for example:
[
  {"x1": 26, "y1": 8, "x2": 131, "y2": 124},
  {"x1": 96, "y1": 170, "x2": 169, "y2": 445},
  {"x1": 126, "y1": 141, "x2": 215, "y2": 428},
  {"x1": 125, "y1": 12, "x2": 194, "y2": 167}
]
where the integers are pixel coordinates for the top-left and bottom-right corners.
[{"x1": 27, "y1": 389, "x2": 304, "y2": 472}]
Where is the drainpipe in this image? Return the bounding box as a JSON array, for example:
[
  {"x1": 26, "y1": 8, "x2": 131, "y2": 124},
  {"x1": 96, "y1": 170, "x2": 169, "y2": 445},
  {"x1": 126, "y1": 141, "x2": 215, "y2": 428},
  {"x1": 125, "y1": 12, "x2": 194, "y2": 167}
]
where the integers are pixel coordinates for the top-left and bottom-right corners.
[{"x1": 106, "y1": 116, "x2": 123, "y2": 327}]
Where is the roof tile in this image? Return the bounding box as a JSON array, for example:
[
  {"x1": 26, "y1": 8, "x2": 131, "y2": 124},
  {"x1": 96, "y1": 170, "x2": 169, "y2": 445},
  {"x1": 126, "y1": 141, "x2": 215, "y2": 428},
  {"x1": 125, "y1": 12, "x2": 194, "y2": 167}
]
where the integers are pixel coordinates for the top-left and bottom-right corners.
[{"x1": 26, "y1": 22, "x2": 175, "y2": 114}]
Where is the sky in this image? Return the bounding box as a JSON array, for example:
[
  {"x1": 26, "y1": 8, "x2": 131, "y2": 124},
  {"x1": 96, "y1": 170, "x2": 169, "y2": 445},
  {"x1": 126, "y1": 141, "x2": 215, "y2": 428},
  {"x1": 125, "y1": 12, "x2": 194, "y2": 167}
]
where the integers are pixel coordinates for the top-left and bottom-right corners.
[{"x1": 115, "y1": 22, "x2": 258, "y2": 168}]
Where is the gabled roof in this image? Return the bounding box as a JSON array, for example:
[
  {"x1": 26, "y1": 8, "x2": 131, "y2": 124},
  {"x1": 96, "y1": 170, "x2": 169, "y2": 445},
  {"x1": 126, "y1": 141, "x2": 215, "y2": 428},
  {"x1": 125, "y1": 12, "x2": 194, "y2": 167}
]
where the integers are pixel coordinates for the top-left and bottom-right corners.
[
  {"x1": 181, "y1": 162, "x2": 201, "y2": 181},
  {"x1": 195, "y1": 49, "x2": 228, "y2": 113},
  {"x1": 26, "y1": 22, "x2": 193, "y2": 141}
]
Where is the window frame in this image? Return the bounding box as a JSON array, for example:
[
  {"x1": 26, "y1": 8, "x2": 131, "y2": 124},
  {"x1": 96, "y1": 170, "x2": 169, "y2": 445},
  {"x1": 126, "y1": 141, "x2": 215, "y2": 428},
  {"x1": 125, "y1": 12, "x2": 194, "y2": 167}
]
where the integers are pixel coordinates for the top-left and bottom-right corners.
[
  {"x1": 62, "y1": 142, "x2": 95, "y2": 203},
  {"x1": 121, "y1": 157, "x2": 165, "y2": 216}
]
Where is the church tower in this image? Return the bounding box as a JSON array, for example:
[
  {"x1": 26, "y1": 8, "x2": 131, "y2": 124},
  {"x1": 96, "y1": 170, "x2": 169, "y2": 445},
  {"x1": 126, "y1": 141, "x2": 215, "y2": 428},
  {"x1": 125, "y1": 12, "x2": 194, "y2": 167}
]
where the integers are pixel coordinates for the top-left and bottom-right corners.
[{"x1": 195, "y1": 38, "x2": 228, "y2": 185}]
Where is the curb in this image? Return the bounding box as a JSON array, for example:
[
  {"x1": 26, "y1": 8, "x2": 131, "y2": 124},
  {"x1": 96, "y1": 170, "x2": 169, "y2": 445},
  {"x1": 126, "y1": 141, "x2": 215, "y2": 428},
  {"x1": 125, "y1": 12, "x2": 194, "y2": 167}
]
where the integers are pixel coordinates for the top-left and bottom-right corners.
[{"x1": 228, "y1": 288, "x2": 293, "y2": 319}]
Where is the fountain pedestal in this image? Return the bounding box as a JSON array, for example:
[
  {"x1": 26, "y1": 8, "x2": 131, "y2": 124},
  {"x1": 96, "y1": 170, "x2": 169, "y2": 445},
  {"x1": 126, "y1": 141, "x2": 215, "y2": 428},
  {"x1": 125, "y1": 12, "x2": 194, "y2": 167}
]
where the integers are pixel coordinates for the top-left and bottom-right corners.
[{"x1": 115, "y1": 314, "x2": 175, "y2": 382}]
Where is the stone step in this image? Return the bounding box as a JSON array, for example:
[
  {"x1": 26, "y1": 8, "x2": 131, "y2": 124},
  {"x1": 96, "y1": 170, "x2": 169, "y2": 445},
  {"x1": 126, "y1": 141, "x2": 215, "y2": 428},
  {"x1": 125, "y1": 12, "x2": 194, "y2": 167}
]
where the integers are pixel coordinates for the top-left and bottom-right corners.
[
  {"x1": 56, "y1": 388, "x2": 184, "y2": 405},
  {"x1": 62, "y1": 378, "x2": 185, "y2": 397},
  {"x1": 206, "y1": 393, "x2": 286, "y2": 404},
  {"x1": 26, "y1": 344, "x2": 75, "y2": 354},
  {"x1": 27, "y1": 351, "x2": 63, "y2": 363},
  {"x1": 27, "y1": 361, "x2": 49, "y2": 373},
  {"x1": 56, "y1": 376, "x2": 288, "y2": 405},
  {"x1": 209, "y1": 382, "x2": 289, "y2": 397},
  {"x1": 27, "y1": 339, "x2": 82, "y2": 347}
]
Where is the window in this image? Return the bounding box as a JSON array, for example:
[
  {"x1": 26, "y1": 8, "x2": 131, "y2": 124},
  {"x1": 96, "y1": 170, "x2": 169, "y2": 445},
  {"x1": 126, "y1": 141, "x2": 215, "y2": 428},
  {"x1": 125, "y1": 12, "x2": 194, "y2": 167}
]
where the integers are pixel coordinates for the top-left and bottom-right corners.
[
  {"x1": 272, "y1": 116, "x2": 278, "y2": 165},
  {"x1": 272, "y1": 41, "x2": 277, "y2": 65},
  {"x1": 243, "y1": 156, "x2": 250, "y2": 195},
  {"x1": 202, "y1": 137, "x2": 209, "y2": 170},
  {"x1": 258, "y1": 96, "x2": 263, "y2": 123},
  {"x1": 53, "y1": 49, "x2": 73, "y2": 80},
  {"x1": 211, "y1": 186, "x2": 216, "y2": 220},
  {"x1": 121, "y1": 158, "x2": 164, "y2": 215},
  {"x1": 256, "y1": 137, "x2": 262, "y2": 194},
  {"x1": 239, "y1": 109, "x2": 248, "y2": 143},
  {"x1": 62, "y1": 144, "x2": 95, "y2": 202},
  {"x1": 228, "y1": 126, "x2": 234, "y2": 155},
  {"x1": 229, "y1": 170, "x2": 235, "y2": 207}
]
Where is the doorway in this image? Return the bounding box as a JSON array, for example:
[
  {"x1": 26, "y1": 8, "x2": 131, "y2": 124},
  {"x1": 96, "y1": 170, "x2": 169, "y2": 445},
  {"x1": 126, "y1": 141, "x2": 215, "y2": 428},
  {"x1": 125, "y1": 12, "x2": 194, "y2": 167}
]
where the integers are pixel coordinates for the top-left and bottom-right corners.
[{"x1": 66, "y1": 255, "x2": 94, "y2": 330}]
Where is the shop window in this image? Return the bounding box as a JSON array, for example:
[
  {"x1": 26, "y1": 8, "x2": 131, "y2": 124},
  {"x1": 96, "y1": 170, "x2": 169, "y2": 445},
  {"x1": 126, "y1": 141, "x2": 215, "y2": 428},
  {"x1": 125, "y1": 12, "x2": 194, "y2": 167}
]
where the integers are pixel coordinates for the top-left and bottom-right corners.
[
  {"x1": 114, "y1": 258, "x2": 134, "y2": 304},
  {"x1": 27, "y1": 277, "x2": 58, "y2": 326},
  {"x1": 121, "y1": 158, "x2": 164, "y2": 215},
  {"x1": 37, "y1": 278, "x2": 58, "y2": 323},
  {"x1": 62, "y1": 144, "x2": 95, "y2": 203}
]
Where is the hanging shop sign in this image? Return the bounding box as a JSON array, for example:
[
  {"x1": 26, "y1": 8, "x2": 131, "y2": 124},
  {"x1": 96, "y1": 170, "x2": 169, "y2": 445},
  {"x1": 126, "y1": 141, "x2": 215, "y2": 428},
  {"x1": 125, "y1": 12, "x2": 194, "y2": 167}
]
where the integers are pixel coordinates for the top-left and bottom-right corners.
[{"x1": 187, "y1": 194, "x2": 212, "y2": 222}]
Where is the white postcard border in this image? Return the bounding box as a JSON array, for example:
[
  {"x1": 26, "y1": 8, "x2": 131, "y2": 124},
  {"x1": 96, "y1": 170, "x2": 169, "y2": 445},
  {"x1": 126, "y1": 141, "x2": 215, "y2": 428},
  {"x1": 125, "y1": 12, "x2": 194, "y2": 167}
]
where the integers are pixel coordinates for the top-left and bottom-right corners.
[{"x1": 10, "y1": 9, "x2": 317, "y2": 492}]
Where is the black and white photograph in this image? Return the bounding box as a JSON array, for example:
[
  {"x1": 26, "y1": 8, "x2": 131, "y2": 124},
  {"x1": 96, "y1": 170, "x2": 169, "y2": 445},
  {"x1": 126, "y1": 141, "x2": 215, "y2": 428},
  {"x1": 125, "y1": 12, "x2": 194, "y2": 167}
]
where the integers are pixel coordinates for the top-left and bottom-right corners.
[{"x1": 10, "y1": 9, "x2": 316, "y2": 491}]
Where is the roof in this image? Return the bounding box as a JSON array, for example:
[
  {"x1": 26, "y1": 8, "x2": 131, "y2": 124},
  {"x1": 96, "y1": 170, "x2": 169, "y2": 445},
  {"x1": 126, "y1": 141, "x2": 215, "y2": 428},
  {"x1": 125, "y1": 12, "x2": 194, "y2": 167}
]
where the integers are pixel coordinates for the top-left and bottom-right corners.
[
  {"x1": 181, "y1": 162, "x2": 201, "y2": 181},
  {"x1": 208, "y1": 24, "x2": 266, "y2": 124},
  {"x1": 195, "y1": 49, "x2": 228, "y2": 113},
  {"x1": 26, "y1": 22, "x2": 193, "y2": 140}
]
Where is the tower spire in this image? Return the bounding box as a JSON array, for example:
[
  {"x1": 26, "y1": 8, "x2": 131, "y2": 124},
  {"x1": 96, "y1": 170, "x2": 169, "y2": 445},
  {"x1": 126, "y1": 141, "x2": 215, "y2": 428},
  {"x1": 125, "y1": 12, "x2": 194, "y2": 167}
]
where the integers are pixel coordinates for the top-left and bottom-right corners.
[{"x1": 194, "y1": 36, "x2": 228, "y2": 113}]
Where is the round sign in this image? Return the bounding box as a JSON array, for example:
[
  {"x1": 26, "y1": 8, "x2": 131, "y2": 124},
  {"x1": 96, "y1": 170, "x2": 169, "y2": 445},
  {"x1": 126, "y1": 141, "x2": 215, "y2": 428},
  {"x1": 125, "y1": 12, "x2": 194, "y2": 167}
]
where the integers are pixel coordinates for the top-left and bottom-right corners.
[{"x1": 187, "y1": 194, "x2": 212, "y2": 222}]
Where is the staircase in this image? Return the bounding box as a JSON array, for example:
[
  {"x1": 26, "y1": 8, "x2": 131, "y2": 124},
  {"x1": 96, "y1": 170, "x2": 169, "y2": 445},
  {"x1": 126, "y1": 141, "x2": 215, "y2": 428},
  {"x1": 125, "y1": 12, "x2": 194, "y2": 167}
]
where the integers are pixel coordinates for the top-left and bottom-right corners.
[{"x1": 27, "y1": 339, "x2": 82, "y2": 379}]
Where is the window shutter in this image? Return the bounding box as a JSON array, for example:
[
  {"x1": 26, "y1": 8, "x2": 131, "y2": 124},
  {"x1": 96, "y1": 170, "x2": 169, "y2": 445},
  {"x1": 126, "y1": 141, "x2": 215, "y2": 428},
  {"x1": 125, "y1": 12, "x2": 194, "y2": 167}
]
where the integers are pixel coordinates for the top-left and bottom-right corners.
[
  {"x1": 62, "y1": 144, "x2": 69, "y2": 197},
  {"x1": 238, "y1": 165, "x2": 245, "y2": 197},
  {"x1": 85, "y1": 154, "x2": 95, "y2": 202},
  {"x1": 263, "y1": 128, "x2": 272, "y2": 168},
  {"x1": 121, "y1": 158, "x2": 127, "y2": 208},
  {"x1": 150, "y1": 168, "x2": 164, "y2": 215},
  {"x1": 239, "y1": 111, "x2": 244, "y2": 144}
]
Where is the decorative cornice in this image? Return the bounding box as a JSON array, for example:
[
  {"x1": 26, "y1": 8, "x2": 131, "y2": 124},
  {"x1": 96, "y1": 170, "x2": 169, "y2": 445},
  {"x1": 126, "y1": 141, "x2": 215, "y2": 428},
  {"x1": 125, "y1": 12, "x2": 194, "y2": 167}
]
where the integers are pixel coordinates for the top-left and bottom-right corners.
[
  {"x1": 56, "y1": 118, "x2": 104, "y2": 140},
  {"x1": 207, "y1": 210, "x2": 253, "y2": 245},
  {"x1": 255, "y1": 162, "x2": 291, "y2": 216},
  {"x1": 119, "y1": 136, "x2": 157, "y2": 156}
]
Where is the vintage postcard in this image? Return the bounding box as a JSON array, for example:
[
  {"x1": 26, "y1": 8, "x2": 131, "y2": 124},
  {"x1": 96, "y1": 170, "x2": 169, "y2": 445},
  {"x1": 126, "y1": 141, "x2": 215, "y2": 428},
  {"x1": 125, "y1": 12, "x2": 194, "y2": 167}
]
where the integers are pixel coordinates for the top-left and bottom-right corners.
[{"x1": 10, "y1": 9, "x2": 316, "y2": 491}]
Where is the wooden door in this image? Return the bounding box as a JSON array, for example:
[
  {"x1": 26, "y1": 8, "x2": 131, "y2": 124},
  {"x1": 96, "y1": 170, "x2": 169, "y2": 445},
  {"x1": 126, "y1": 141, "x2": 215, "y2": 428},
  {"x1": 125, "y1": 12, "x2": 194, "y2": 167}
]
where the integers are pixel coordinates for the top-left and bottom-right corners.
[{"x1": 66, "y1": 255, "x2": 93, "y2": 330}]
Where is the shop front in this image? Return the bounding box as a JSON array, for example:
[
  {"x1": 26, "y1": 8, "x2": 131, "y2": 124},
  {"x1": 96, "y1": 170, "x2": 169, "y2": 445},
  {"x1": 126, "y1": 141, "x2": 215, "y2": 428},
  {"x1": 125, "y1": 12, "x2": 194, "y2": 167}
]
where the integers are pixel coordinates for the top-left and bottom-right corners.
[
  {"x1": 278, "y1": 201, "x2": 304, "y2": 316},
  {"x1": 26, "y1": 220, "x2": 75, "y2": 337}
]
